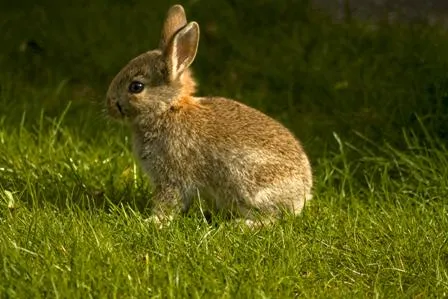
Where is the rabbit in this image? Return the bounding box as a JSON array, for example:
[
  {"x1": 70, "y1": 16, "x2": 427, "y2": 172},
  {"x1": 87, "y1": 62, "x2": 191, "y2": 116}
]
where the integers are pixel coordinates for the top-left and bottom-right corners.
[{"x1": 106, "y1": 4, "x2": 313, "y2": 227}]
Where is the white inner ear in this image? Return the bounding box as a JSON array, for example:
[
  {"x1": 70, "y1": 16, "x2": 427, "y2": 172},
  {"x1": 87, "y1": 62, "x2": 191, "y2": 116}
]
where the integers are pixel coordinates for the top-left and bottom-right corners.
[
  {"x1": 167, "y1": 22, "x2": 199, "y2": 81},
  {"x1": 170, "y1": 37, "x2": 193, "y2": 80},
  {"x1": 171, "y1": 37, "x2": 180, "y2": 79}
]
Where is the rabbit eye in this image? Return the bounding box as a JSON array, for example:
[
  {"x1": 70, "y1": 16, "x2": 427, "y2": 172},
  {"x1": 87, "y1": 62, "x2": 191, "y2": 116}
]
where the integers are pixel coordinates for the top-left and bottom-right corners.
[{"x1": 128, "y1": 81, "x2": 144, "y2": 94}]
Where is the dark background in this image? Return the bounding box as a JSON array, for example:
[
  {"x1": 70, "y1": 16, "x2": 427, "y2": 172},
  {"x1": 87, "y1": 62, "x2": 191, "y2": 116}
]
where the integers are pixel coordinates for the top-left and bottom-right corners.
[
  {"x1": 1, "y1": 0, "x2": 448, "y2": 159},
  {"x1": 315, "y1": 0, "x2": 448, "y2": 23}
]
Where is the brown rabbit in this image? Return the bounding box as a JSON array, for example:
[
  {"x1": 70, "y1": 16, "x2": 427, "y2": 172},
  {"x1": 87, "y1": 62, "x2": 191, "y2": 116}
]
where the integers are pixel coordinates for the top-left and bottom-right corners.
[{"x1": 106, "y1": 4, "x2": 312, "y2": 227}]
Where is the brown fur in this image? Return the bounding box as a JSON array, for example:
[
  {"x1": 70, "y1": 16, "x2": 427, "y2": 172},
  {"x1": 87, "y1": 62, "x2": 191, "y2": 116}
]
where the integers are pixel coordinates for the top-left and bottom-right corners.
[
  {"x1": 106, "y1": 5, "x2": 313, "y2": 226},
  {"x1": 159, "y1": 5, "x2": 187, "y2": 50}
]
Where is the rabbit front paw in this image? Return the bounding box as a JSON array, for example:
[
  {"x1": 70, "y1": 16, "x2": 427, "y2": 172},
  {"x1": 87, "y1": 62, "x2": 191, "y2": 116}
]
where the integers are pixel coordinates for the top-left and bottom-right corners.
[{"x1": 144, "y1": 214, "x2": 174, "y2": 229}]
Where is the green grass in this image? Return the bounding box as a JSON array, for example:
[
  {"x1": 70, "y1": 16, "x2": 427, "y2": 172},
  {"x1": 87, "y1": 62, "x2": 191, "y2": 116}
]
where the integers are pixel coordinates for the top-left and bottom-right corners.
[{"x1": 1, "y1": 0, "x2": 448, "y2": 297}]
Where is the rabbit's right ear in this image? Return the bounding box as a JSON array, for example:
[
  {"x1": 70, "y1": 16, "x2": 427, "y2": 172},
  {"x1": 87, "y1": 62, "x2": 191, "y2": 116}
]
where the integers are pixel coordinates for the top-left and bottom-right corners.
[
  {"x1": 164, "y1": 22, "x2": 199, "y2": 82},
  {"x1": 159, "y1": 5, "x2": 187, "y2": 50}
]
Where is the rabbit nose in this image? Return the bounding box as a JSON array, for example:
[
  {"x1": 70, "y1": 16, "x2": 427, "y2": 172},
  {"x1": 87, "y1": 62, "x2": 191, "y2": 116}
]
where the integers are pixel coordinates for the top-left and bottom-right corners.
[
  {"x1": 107, "y1": 97, "x2": 124, "y2": 118},
  {"x1": 115, "y1": 102, "x2": 124, "y2": 116}
]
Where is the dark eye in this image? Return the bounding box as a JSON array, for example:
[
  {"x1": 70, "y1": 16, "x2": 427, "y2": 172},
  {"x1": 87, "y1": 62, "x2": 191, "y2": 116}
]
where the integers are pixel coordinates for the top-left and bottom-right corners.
[{"x1": 128, "y1": 81, "x2": 144, "y2": 94}]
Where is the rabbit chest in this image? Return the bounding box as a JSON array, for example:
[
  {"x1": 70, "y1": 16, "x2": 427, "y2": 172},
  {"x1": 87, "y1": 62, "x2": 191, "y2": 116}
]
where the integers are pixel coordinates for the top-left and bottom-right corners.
[{"x1": 131, "y1": 123, "x2": 206, "y2": 187}]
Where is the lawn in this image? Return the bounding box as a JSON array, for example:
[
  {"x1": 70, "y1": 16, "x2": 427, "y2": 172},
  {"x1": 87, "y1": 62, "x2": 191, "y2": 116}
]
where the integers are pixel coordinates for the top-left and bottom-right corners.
[{"x1": 1, "y1": 0, "x2": 448, "y2": 297}]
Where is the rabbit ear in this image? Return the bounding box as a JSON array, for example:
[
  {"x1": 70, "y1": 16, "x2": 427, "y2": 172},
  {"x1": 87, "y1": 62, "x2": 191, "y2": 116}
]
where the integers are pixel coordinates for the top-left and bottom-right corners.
[
  {"x1": 159, "y1": 5, "x2": 187, "y2": 50},
  {"x1": 165, "y1": 21, "x2": 199, "y2": 82}
]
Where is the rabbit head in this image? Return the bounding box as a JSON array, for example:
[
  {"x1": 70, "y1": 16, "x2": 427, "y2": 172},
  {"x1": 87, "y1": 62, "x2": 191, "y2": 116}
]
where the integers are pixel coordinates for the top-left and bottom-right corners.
[{"x1": 106, "y1": 5, "x2": 199, "y2": 122}]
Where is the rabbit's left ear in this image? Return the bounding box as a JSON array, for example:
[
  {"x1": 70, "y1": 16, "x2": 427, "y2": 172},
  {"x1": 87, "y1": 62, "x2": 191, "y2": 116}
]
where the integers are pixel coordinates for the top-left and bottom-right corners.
[
  {"x1": 159, "y1": 5, "x2": 187, "y2": 50},
  {"x1": 164, "y1": 21, "x2": 199, "y2": 82}
]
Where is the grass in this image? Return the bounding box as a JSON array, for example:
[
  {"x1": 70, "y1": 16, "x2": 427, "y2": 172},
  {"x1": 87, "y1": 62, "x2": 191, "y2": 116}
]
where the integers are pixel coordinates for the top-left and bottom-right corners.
[{"x1": 1, "y1": 0, "x2": 448, "y2": 297}]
